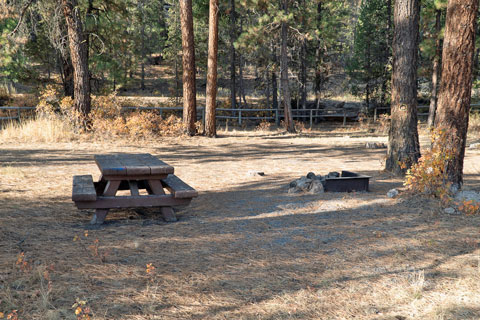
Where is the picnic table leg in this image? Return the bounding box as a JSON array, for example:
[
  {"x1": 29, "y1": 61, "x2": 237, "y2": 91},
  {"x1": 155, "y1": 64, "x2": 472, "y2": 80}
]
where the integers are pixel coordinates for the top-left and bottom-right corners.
[
  {"x1": 91, "y1": 180, "x2": 121, "y2": 225},
  {"x1": 147, "y1": 180, "x2": 177, "y2": 222}
]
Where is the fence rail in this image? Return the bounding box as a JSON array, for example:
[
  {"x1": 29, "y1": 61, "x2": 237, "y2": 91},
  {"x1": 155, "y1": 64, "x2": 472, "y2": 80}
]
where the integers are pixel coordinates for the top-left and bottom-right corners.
[
  {"x1": 4, "y1": 103, "x2": 480, "y2": 126},
  {"x1": 0, "y1": 106, "x2": 35, "y2": 121}
]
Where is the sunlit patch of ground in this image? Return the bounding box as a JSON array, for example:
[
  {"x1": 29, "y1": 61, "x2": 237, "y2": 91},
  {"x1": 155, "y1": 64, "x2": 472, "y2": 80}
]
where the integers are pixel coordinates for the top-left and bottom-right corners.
[{"x1": 1, "y1": 130, "x2": 480, "y2": 319}]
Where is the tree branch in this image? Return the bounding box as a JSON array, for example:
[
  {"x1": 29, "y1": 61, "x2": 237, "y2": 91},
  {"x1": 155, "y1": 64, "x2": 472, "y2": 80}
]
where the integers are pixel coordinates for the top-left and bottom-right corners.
[{"x1": 9, "y1": 0, "x2": 35, "y2": 37}]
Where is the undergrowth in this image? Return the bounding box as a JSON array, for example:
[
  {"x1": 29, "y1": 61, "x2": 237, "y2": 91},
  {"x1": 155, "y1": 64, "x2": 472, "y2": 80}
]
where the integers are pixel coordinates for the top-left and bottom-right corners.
[{"x1": 404, "y1": 127, "x2": 480, "y2": 214}]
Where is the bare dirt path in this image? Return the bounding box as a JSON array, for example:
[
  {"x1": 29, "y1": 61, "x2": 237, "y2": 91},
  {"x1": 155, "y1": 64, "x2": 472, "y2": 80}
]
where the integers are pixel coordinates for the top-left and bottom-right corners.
[{"x1": 1, "y1": 132, "x2": 480, "y2": 319}]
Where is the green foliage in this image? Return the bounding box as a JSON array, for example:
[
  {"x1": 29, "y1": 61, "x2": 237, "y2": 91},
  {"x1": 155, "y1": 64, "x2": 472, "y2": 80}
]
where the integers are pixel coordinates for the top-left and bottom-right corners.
[
  {"x1": 347, "y1": 0, "x2": 391, "y2": 107},
  {"x1": 0, "y1": 18, "x2": 35, "y2": 81}
]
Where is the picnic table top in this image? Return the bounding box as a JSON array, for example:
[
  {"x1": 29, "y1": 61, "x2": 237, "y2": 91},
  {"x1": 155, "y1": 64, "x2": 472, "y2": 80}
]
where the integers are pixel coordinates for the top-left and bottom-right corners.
[{"x1": 94, "y1": 153, "x2": 174, "y2": 176}]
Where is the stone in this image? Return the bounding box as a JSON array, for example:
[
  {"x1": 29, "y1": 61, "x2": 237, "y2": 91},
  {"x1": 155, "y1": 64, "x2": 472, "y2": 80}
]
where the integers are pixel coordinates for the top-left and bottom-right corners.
[
  {"x1": 306, "y1": 172, "x2": 317, "y2": 179},
  {"x1": 309, "y1": 179, "x2": 324, "y2": 194},
  {"x1": 366, "y1": 142, "x2": 387, "y2": 149},
  {"x1": 247, "y1": 170, "x2": 265, "y2": 177},
  {"x1": 327, "y1": 171, "x2": 340, "y2": 178},
  {"x1": 469, "y1": 143, "x2": 480, "y2": 149},
  {"x1": 444, "y1": 207, "x2": 456, "y2": 215},
  {"x1": 455, "y1": 190, "x2": 480, "y2": 203},
  {"x1": 296, "y1": 177, "x2": 312, "y2": 191},
  {"x1": 387, "y1": 189, "x2": 399, "y2": 198}
]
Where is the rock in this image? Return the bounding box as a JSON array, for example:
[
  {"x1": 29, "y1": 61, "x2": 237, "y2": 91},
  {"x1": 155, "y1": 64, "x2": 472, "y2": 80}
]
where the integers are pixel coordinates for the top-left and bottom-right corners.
[
  {"x1": 444, "y1": 207, "x2": 457, "y2": 214},
  {"x1": 469, "y1": 143, "x2": 480, "y2": 149},
  {"x1": 306, "y1": 172, "x2": 317, "y2": 179},
  {"x1": 247, "y1": 170, "x2": 265, "y2": 177},
  {"x1": 387, "y1": 189, "x2": 399, "y2": 198},
  {"x1": 309, "y1": 179, "x2": 324, "y2": 194},
  {"x1": 327, "y1": 172, "x2": 340, "y2": 178},
  {"x1": 455, "y1": 190, "x2": 480, "y2": 203},
  {"x1": 288, "y1": 177, "x2": 313, "y2": 193},
  {"x1": 296, "y1": 177, "x2": 312, "y2": 191},
  {"x1": 366, "y1": 142, "x2": 387, "y2": 149},
  {"x1": 288, "y1": 187, "x2": 300, "y2": 194}
]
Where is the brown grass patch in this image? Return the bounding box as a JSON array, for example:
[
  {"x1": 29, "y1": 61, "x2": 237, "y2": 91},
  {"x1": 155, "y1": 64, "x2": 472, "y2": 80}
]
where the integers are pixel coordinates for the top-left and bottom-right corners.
[{"x1": 1, "y1": 131, "x2": 480, "y2": 319}]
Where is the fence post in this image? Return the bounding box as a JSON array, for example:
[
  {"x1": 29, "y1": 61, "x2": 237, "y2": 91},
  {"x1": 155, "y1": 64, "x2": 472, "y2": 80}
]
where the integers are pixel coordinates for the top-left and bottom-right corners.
[
  {"x1": 275, "y1": 109, "x2": 279, "y2": 126},
  {"x1": 309, "y1": 109, "x2": 313, "y2": 128},
  {"x1": 374, "y1": 107, "x2": 377, "y2": 122},
  {"x1": 239, "y1": 110, "x2": 242, "y2": 126},
  {"x1": 343, "y1": 110, "x2": 346, "y2": 126},
  {"x1": 17, "y1": 107, "x2": 21, "y2": 122}
]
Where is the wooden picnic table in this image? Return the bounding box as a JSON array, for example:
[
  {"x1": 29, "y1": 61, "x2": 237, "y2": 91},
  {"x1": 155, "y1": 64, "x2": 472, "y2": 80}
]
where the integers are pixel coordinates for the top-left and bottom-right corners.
[{"x1": 72, "y1": 153, "x2": 198, "y2": 224}]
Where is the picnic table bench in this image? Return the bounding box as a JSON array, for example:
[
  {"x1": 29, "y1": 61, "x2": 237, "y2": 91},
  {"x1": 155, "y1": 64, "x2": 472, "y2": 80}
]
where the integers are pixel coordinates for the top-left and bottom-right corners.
[{"x1": 72, "y1": 153, "x2": 198, "y2": 224}]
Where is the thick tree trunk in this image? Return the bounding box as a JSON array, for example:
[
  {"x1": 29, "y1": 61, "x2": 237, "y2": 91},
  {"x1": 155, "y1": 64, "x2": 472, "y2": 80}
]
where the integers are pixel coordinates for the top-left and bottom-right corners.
[
  {"x1": 229, "y1": 0, "x2": 237, "y2": 109},
  {"x1": 434, "y1": 0, "x2": 478, "y2": 189},
  {"x1": 59, "y1": 53, "x2": 74, "y2": 98},
  {"x1": 179, "y1": 0, "x2": 197, "y2": 136},
  {"x1": 427, "y1": 9, "x2": 442, "y2": 127},
  {"x1": 281, "y1": 0, "x2": 295, "y2": 133},
  {"x1": 205, "y1": 0, "x2": 218, "y2": 137},
  {"x1": 386, "y1": 0, "x2": 421, "y2": 175},
  {"x1": 62, "y1": 0, "x2": 91, "y2": 119}
]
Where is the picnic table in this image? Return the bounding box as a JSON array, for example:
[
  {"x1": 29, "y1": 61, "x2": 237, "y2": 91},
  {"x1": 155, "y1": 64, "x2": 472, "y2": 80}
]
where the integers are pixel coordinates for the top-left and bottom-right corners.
[{"x1": 72, "y1": 153, "x2": 198, "y2": 224}]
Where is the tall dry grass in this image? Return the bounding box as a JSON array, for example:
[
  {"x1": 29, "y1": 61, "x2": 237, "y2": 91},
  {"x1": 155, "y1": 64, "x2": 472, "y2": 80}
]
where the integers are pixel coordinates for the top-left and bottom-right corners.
[{"x1": 0, "y1": 117, "x2": 77, "y2": 143}]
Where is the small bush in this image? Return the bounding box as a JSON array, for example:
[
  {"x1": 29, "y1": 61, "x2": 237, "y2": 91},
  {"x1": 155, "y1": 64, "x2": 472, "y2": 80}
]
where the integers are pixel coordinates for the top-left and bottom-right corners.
[
  {"x1": 255, "y1": 120, "x2": 272, "y2": 132},
  {"x1": 404, "y1": 128, "x2": 453, "y2": 205}
]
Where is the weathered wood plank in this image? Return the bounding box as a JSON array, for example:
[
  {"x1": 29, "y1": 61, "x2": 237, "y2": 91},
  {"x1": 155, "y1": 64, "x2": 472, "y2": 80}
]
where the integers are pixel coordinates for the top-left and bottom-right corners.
[
  {"x1": 128, "y1": 180, "x2": 140, "y2": 196},
  {"x1": 95, "y1": 155, "x2": 127, "y2": 176},
  {"x1": 137, "y1": 153, "x2": 174, "y2": 175},
  {"x1": 72, "y1": 175, "x2": 97, "y2": 201},
  {"x1": 75, "y1": 195, "x2": 191, "y2": 209},
  {"x1": 122, "y1": 154, "x2": 151, "y2": 175},
  {"x1": 102, "y1": 174, "x2": 168, "y2": 181},
  {"x1": 161, "y1": 174, "x2": 198, "y2": 199},
  {"x1": 147, "y1": 180, "x2": 177, "y2": 222}
]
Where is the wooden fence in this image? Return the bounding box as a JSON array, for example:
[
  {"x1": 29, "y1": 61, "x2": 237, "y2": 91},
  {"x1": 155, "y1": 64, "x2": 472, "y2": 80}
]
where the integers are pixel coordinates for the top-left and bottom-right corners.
[{"x1": 3, "y1": 103, "x2": 480, "y2": 126}]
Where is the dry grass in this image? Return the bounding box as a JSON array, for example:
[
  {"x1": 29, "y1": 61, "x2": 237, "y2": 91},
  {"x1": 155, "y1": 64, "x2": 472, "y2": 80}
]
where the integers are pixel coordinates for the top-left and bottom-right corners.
[
  {"x1": 2, "y1": 130, "x2": 480, "y2": 319},
  {"x1": 0, "y1": 117, "x2": 77, "y2": 143}
]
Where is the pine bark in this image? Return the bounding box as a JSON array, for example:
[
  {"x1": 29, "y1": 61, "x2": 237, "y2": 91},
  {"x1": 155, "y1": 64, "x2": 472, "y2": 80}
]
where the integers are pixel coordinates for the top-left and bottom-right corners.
[
  {"x1": 427, "y1": 9, "x2": 442, "y2": 127},
  {"x1": 205, "y1": 0, "x2": 218, "y2": 137},
  {"x1": 62, "y1": 0, "x2": 91, "y2": 118},
  {"x1": 280, "y1": 0, "x2": 295, "y2": 133},
  {"x1": 434, "y1": 0, "x2": 479, "y2": 189},
  {"x1": 179, "y1": 0, "x2": 197, "y2": 136},
  {"x1": 386, "y1": 0, "x2": 421, "y2": 175}
]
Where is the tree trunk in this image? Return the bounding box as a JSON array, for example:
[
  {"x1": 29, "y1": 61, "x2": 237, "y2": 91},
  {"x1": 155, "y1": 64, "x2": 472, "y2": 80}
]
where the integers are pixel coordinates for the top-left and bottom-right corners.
[
  {"x1": 314, "y1": 1, "x2": 323, "y2": 108},
  {"x1": 238, "y1": 53, "x2": 248, "y2": 108},
  {"x1": 281, "y1": 0, "x2": 295, "y2": 133},
  {"x1": 229, "y1": 0, "x2": 237, "y2": 109},
  {"x1": 179, "y1": 0, "x2": 197, "y2": 136},
  {"x1": 59, "y1": 52, "x2": 74, "y2": 98},
  {"x1": 300, "y1": 38, "x2": 307, "y2": 109},
  {"x1": 205, "y1": 0, "x2": 218, "y2": 137},
  {"x1": 139, "y1": 0, "x2": 146, "y2": 90},
  {"x1": 386, "y1": 0, "x2": 421, "y2": 175},
  {"x1": 434, "y1": 0, "x2": 478, "y2": 189},
  {"x1": 427, "y1": 9, "x2": 442, "y2": 127},
  {"x1": 62, "y1": 0, "x2": 91, "y2": 118}
]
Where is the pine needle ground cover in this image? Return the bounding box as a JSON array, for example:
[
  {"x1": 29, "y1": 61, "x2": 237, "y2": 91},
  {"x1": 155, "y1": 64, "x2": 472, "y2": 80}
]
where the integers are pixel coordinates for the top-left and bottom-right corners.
[{"x1": 2, "y1": 132, "x2": 480, "y2": 319}]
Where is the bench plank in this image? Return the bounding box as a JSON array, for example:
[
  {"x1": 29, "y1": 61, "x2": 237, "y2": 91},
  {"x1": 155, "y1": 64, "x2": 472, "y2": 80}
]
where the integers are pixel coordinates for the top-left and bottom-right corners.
[
  {"x1": 72, "y1": 175, "x2": 97, "y2": 201},
  {"x1": 161, "y1": 174, "x2": 198, "y2": 199}
]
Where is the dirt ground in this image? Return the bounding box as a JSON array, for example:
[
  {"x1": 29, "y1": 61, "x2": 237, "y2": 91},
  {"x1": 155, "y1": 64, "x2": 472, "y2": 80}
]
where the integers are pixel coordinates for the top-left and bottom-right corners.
[{"x1": 2, "y1": 130, "x2": 480, "y2": 319}]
